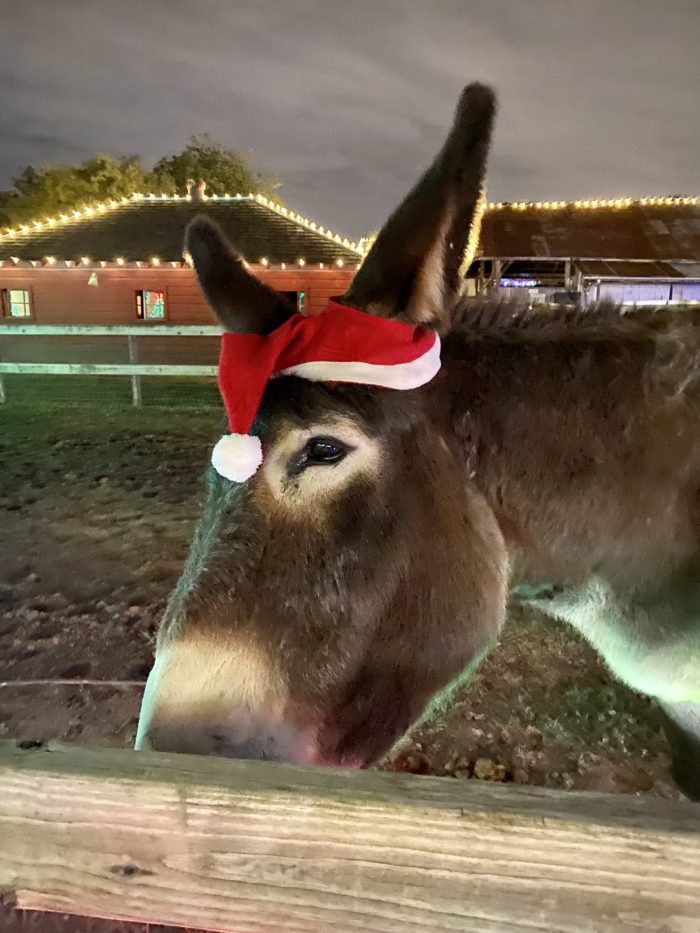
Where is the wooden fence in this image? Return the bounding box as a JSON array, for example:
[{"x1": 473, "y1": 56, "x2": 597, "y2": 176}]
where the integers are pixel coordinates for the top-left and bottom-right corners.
[
  {"x1": 0, "y1": 325, "x2": 222, "y2": 404},
  {"x1": 1, "y1": 739, "x2": 699, "y2": 932}
]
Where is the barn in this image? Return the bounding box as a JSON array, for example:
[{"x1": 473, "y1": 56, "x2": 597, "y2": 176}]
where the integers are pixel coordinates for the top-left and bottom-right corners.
[
  {"x1": 0, "y1": 189, "x2": 361, "y2": 325},
  {"x1": 470, "y1": 196, "x2": 700, "y2": 306},
  {"x1": 0, "y1": 188, "x2": 361, "y2": 372}
]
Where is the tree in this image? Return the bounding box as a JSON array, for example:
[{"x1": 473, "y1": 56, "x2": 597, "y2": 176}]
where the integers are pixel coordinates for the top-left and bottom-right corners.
[
  {"x1": 0, "y1": 190, "x2": 15, "y2": 228},
  {"x1": 0, "y1": 137, "x2": 282, "y2": 228},
  {"x1": 4, "y1": 154, "x2": 163, "y2": 225},
  {"x1": 153, "y1": 134, "x2": 281, "y2": 199},
  {"x1": 77, "y1": 154, "x2": 169, "y2": 200}
]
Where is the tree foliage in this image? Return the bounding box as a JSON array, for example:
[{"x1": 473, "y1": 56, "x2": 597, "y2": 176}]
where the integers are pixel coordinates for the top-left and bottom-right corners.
[
  {"x1": 153, "y1": 134, "x2": 280, "y2": 199},
  {"x1": 2, "y1": 155, "x2": 161, "y2": 225},
  {"x1": 1, "y1": 137, "x2": 281, "y2": 227}
]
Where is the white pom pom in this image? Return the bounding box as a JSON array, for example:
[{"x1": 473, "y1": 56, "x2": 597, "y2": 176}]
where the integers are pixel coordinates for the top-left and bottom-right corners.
[{"x1": 211, "y1": 433, "x2": 263, "y2": 483}]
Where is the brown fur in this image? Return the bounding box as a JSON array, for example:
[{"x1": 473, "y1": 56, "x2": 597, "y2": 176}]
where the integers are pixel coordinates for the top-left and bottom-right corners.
[
  {"x1": 137, "y1": 83, "x2": 700, "y2": 797},
  {"x1": 443, "y1": 298, "x2": 700, "y2": 587}
]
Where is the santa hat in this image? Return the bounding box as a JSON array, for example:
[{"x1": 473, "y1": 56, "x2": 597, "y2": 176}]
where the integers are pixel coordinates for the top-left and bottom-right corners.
[{"x1": 211, "y1": 298, "x2": 441, "y2": 482}]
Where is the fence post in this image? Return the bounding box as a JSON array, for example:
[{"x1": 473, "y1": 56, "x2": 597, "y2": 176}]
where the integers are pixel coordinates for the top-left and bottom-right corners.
[
  {"x1": 127, "y1": 335, "x2": 142, "y2": 407},
  {"x1": 0, "y1": 374, "x2": 6, "y2": 403}
]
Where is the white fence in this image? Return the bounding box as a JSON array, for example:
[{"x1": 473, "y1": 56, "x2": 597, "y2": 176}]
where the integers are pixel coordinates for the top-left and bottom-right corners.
[{"x1": 0, "y1": 324, "x2": 222, "y2": 405}]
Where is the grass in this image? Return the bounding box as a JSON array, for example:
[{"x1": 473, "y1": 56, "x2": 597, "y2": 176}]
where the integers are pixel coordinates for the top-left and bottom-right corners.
[
  {"x1": 0, "y1": 381, "x2": 225, "y2": 499},
  {"x1": 0, "y1": 374, "x2": 222, "y2": 409}
]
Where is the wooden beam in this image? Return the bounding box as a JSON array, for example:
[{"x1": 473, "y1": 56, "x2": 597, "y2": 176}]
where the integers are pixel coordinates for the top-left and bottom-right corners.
[
  {"x1": 127, "y1": 335, "x2": 142, "y2": 407},
  {"x1": 1, "y1": 741, "x2": 699, "y2": 932},
  {"x1": 0, "y1": 325, "x2": 222, "y2": 336},
  {"x1": 0, "y1": 362, "x2": 217, "y2": 376}
]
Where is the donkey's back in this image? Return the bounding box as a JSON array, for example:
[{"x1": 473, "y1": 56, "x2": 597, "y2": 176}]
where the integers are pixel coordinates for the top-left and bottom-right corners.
[{"x1": 446, "y1": 301, "x2": 700, "y2": 793}]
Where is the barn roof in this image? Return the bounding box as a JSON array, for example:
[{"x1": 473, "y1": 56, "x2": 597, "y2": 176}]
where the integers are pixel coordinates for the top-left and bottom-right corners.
[
  {"x1": 575, "y1": 259, "x2": 700, "y2": 279},
  {"x1": 0, "y1": 193, "x2": 362, "y2": 267},
  {"x1": 478, "y1": 197, "x2": 700, "y2": 262}
]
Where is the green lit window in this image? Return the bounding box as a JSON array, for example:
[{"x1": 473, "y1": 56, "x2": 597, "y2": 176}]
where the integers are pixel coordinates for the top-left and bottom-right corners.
[
  {"x1": 282, "y1": 291, "x2": 305, "y2": 313},
  {"x1": 3, "y1": 289, "x2": 32, "y2": 318},
  {"x1": 136, "y1": 290, "x2": 166, "y2": 320}
]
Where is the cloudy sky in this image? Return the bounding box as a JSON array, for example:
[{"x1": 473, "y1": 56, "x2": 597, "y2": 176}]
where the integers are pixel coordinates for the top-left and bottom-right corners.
[{"x1": 3, "y1": 0, "x2": 698, "y2": 237}]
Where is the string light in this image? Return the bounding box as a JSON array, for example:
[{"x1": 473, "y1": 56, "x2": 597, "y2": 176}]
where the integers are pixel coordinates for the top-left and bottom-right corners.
[
  {"x1": 485, "y1": 195, "x2": 698, "y2": 211},
  {"x1": 0, "y1": 255, "x2": 352, "y2": 270},
  {"x1": 461, "y1": 186, "x2": 487, "y2": 274},
  {"x1": 253, "y1": 193, "x2": 363, "y2": 257},
  {"x1": 4, "y1": 189, "x2": 693, "y2": 270},
  {"x1": 0, "y1": 195, "x2": 126, "y2": 243}
]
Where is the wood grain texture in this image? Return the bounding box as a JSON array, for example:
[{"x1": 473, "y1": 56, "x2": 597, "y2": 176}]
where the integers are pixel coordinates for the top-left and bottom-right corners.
[
  {"x1": 0, "y1": 740, "x2": 699, "y2": 933},
  {"x1": 0, "y1": 363, "x2": 217, "y2": 376}
]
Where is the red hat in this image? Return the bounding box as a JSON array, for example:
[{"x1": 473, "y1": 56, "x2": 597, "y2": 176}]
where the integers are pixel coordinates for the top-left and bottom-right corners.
[{"x1": 211, "y1": 298, "x2": 441, "y2": 482}]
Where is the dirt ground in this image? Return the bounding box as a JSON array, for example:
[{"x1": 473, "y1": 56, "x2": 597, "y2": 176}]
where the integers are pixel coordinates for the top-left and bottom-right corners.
[{"x1": 0, "y1": 384, "x2": 679, "y2": 932}]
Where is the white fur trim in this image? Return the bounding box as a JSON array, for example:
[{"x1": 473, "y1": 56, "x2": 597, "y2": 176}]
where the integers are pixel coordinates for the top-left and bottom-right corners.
[
  {"x1": 211, "y1": 433, "x2": 263, "y2": 482},
  {"x1": 274, "y1": 334, "x2": 441, "y2": 390}
]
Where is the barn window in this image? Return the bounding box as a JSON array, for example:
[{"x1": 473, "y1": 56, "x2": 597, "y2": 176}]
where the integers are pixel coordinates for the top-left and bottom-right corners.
[
  {"x1": 282, "y1": 290, "x2": 305, "y2": 313},
  {"x1": 136, "y1": 290, "x2": 166, "y2": 320},
  {"x1": 2, "y1": 289, "x2": 32, "y2": 318}
]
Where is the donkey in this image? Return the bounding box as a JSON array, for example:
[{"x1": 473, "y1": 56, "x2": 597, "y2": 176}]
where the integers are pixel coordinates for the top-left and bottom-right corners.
[{"x1": 136, "y1": 83, "x2": 700, "y2": 798}]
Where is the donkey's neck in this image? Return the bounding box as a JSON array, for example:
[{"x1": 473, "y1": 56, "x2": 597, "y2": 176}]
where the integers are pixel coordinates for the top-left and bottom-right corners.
[{"x1": 441, "y1": 323, "x2": 699, "y2": 590}]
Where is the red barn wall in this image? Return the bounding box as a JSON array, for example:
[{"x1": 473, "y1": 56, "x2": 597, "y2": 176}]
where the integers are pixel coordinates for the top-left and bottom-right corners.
[
  {"x1": 0, "y1": 266, "x2": 356, "y2": 365},
  {"x1": 0, "y1": 266, "x2": 356, "y2": 323}
]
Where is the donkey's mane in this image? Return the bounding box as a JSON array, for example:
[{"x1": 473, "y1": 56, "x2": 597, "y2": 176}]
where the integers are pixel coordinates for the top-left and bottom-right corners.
[
  {"x1": 451, "y1": 298, "x2": 700, "y2": 345},
  {"x1": 449, "y1": 298, "x2": 700, "y2": 398}
]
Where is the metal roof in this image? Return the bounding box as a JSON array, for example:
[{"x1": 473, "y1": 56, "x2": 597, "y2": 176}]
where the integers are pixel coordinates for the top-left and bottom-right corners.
[{"x1": 479, "y1": 200, "x2": 700, "y2": 261}]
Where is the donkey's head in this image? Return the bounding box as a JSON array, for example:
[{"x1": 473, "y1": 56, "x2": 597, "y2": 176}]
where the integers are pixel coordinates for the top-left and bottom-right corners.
[{"x1": 136, "y1": 84, "x2": 508, "y2": 767}]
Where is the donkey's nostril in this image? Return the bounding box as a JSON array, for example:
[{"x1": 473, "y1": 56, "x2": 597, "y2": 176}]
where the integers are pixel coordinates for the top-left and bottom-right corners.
[
  {"x1": 143, "y1": 716, "x2": 315, "y2": 763},
  {"x1": 211, "y1": 734, "x2": 287, "y2": 762}
]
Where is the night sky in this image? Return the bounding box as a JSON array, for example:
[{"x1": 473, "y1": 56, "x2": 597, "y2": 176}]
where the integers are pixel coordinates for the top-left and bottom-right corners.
[{"x1": 3, "y1": 0, "x2": 698, "y2": 237}]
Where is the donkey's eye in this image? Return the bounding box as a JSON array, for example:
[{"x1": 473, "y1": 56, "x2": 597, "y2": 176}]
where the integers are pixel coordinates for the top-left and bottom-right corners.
[
  {"x1": 296, "y1": 437, "x2": 348, "y2": 471},
  {"x1": 305, "y1": 438, "x2": 347, "y2": 465}
]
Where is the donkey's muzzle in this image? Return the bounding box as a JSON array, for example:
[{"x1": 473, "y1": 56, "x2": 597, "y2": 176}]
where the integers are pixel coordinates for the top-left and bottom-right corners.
[
  {"x1": 134, "y1": 638, "x2": 316, "y2": 764},
  {"x1": 138, "y1": 718, "x2": 304, "y2": 762}
]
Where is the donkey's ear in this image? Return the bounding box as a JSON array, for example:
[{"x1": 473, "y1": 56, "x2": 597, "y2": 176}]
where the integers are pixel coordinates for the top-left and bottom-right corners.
[
  {"x1": 343, "y1": 83, "x2": 496, "y2": 328},
  {"x1": 185, "y1": 216, "x2": 294, "y2": 334}
]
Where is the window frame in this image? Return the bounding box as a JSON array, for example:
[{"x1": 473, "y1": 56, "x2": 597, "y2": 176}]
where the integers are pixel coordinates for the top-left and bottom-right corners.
[
  {"x1": 135, "y1": 288, "x2": 168, "y2": 322},
  {"x1": 281, "y1": 290, "x2": 305, "y2": 313},
  {"x1": 1, "y1": 287, "x2": 34, "y2": 320}
]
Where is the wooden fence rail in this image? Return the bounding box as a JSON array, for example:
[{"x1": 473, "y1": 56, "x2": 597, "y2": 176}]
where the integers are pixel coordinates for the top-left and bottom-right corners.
[
  {"x1": 0, "y1": 325, "x2": 223, "y2": 405},
  {"x1": 1, "y1": 740, "x2": 699, "y2": 932}
]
